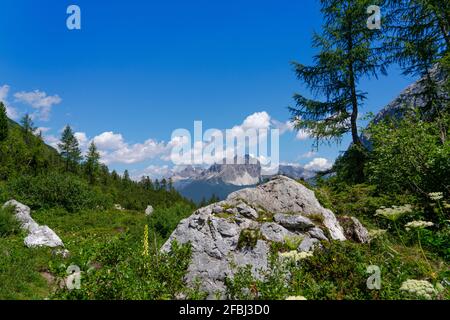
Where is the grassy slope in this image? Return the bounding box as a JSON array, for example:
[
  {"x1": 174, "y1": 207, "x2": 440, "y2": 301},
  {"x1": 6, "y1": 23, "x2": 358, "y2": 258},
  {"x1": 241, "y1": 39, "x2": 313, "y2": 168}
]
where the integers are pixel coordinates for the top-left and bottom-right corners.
[{"x1": 0, "y1": 208, "x2": 148, "y2": 300}]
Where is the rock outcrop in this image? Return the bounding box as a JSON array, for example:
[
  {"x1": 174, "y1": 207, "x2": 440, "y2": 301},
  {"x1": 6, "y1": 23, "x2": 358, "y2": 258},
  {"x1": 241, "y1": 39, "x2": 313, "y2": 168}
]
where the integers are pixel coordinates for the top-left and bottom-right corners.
[
  {"x1": 161, "y1": 176, "x2": 347, "y2": 298},
  {"x1": 3, "y1": 200, "x2": 64, "y2": 248}
]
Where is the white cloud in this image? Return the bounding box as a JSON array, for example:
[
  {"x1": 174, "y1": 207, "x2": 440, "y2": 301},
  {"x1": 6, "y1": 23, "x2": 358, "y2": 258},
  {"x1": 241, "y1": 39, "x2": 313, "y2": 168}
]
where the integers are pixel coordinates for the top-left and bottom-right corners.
[
  {"x1": 43, "y1": 134, "x2": 60, "y2": 149},
  {"x1": 0, "y1": 85, "x2": 19, "y2": 120},
  {"x1": 92, "y1": 131, "x2": 125, "y2": 150},
  {"x1": 241, "y1": 111, "x2": 271, "y2": 130},
  {"x1": 304, "y1": 158, "x2": 333, "y2": 172},
  {"x1": 131, "y1": 165, "x2": 173, "y2": 180},
  {"x1": 74, "y1": 132, "x2": 89, "y2": 150},
  {"x1": 271, "y1": 119, "x2": 295, "y2": 134},
  {"x1": 300, "y1": 151, "x2": 317, "y2": 159},
  {"x1": 14, "y1": 90, "x2": 61, "y2": 121},
  {"x1": 95, "y1": 135, "x2": 171, "y2": 165}
]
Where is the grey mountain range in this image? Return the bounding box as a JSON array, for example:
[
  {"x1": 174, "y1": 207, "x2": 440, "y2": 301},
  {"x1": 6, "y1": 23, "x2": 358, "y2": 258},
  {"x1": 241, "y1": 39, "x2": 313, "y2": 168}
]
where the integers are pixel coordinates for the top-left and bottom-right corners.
[
  {"x1": 172, "y1": 65, "x2": 448, "y2": 203},
  {"x1": 170, "y1": 156, "x2": 314, "y2": 203}
]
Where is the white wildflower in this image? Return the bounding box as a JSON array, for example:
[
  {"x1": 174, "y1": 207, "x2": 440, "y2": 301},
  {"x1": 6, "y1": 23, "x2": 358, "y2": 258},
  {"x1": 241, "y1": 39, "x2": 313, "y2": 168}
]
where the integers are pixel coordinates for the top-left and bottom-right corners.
[
  {"x1": 375, "y1": 204, "x2": 413, "y2": 222},
  {"x1": 279, "y1": 250, "x2": 313, "y2": 262},
  {"x1": 400, "y1": 279, "x2": 437, "y2": 300},
  {"x1": 368, "y1": 229, "x2": 387, "y2": 239},
  {"x1": 428, "y1": 192, "x2": 443, "y2": 201},
  {"x1": 286, "y1": 296, "x2": 307, "y2": 300},
  {"x1": 404, "y1": 220, "x2": 434, "y2": 231}
]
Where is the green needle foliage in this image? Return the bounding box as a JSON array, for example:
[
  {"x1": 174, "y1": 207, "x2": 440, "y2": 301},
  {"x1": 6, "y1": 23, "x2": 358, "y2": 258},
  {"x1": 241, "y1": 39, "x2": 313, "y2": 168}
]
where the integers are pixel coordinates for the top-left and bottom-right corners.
[{"x1": 290, "y1": 0, "x2": 386, "y2": 148}]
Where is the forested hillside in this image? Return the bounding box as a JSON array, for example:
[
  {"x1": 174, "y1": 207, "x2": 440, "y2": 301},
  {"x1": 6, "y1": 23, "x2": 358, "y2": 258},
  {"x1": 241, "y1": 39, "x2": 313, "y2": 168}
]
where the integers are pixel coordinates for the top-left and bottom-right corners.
[{"x1": 0, "y1": 109, "x2": 194, "y2": 211}]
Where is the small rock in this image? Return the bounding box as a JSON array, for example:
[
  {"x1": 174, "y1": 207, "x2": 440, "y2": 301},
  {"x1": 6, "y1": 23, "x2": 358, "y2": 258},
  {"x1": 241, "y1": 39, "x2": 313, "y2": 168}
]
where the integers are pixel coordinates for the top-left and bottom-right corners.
[
  {"x1": 145, "y1": 205, "x2": 154, "y2": 216},
  {"x1": 236, "y1": 203, "x2": 258, "y2": 220},
  {"x1": 260, "y1": 222, "x2": 295, "y2": 243},
  {"x1": 298, "y1": 237, "x2": 320, "y2": 252},
  {"x1": 308, "y1": 227, "x2": 328, "y2": 241},
  {"x1": 114, "y1": 204, "x2": 124, "y2": 211},
  {"x1": 274, "y1": 213, "x2": 315, "y2": 231},
  {"x1": 24, "y1": 225, "x2": 64, "y2": 248},
  {"x1": 213, "y1": 206, "x2": 223, "y2": 214},
  {"x1": 4, "y1": 200, "x2": 64, "y2": 248},
  {"x1": 337, "y1": 216, "x2": 370, "y2": 244},
  {"x1": 52, "y1": 249, "x2": 71, "y2": 259},
  {"x1": 226, "y1": 208, "x2": 237, "y2": 214}
]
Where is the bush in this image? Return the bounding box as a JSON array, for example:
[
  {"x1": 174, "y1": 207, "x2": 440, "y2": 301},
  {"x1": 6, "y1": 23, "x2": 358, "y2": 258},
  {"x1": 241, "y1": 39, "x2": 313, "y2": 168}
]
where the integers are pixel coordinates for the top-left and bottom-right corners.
[
  {"x1": 52, "y1": 236, "x2": 202, "y2": 300},
  {"x1": 147, "y1": 203, "x2": 194, "y2": 242},
  {"x1": 225, "y1": 239, "x2": 449, "y2": 300},
  {"x1": 0, "y1": 206, "x2": 21, "y2": 237},
  {"x1": 365, "y1": 111, "x2": 450, "y2": 196},
  {"x1": 7, "y1": 173, "x2": 113, "y2": 212}
]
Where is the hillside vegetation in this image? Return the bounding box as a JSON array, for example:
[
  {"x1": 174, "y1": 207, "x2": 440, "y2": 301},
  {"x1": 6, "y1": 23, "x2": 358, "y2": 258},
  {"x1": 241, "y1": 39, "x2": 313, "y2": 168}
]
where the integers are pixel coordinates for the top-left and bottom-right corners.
[{"x1": 1, "y1": 0, "x2": 449, "y2": 300}]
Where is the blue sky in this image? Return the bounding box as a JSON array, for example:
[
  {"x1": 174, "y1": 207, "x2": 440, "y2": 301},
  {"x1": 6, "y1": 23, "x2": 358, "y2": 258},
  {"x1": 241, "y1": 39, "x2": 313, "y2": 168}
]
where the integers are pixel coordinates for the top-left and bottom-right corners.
[{"x1": 0, "y1": 0, "x2": 414, "y2": 178}]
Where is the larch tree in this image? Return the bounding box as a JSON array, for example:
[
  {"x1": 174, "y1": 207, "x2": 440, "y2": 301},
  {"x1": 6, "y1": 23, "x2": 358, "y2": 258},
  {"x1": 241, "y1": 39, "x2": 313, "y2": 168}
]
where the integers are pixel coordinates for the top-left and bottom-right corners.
[
  {"x1": 0, "y1": 102, "x2": 8, "y2": 142},
  {"x1": 289, "y1": 0, "x2": 386, "y2": 148},
  {"x1": 85, "y1": 141, "x2": 101, "y2": 184},
  {"x1": 58, "y1": 125, "x2": 82, "y2": 172}
]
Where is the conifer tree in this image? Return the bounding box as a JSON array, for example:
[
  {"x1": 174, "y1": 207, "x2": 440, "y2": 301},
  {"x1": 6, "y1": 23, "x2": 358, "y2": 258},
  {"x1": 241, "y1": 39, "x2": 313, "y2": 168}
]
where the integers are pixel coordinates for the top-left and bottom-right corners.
[
  {"x1": 58, "y1": 125, "x2": 82, "y2": 172},
  {"x1": 85, "y1": 141, "x2": 101, "y2": 184},
  {"x1": 0, "y1": 102, "x2": 8, "y2": 142},
  {"x1": 123, "y1": 170, "x2": 131, "y2": 182},
  {"x1": 20, "y1": 113, "x2": 36, "y2": 145},
  {"x1": 289, "y1": 0, "x2": 386, "y2": 147}
]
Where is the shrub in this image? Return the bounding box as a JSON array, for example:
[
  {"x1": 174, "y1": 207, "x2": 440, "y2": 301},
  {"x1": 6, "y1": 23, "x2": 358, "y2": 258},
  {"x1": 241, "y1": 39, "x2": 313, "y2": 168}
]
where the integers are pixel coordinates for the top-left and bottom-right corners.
[
  {"x1": 7, "y1": 173, "x2": 113, "y2": 212},
  {"x1": 365, "y1": 111, "x2": 450, "y2": 196},
  {"x1": 52, "y1": 237, "x2": 201, "y2": 300},
  {"x1": 147, "y1": 203, "x2": 194, "y2": 242},
  {"x1": 0, "y1": 206, "x2": 21, "y2": 237}
]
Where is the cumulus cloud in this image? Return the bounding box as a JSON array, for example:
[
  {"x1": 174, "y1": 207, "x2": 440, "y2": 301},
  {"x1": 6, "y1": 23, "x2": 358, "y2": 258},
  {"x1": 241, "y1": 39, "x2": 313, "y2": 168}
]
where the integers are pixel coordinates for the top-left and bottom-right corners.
[
  {"x1": 0, "y1": 85, "x2": 19, "y2": 120},
  {"x1": 300, "y1": 151, "x2": 317, "y2": 159},
  {"x1": 304, "y1": 158, "x2": 333, "y2": 172},
  {"x1": 271, "y1": 119, "x2": 295, "y2": 134},
  {"x1": 74, "y1": 132, "x2": 89, "y2": 150},
  {"x1": 131, "y1": 165, "x2": 173, "y2": 180},
  {"x1": 92, "y1": 131, "x2": 125, "y2": 150},
  {"x1": 43, "y1": 134, "x2": 60, "y2": 149},
  {"x1": 241, "y1": 111, "x2": 271, "y2": 130},
  {"x1": 105, "y1": 139, "x2": 170, "y2": 164},
  {"x1": 14, "y1": 89, "x2": 61, "y2": 121}
]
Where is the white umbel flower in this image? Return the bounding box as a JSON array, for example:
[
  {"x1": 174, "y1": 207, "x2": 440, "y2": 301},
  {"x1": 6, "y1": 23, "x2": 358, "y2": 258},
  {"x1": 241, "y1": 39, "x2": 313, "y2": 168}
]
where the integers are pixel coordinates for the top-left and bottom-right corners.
[
  {"x1": 405, "y1": 220, "x2": 434, "y2": 231},
  {"x1": 375, "y1": 204, "x2": 413, "y2": 222},
  {"x1": 286, "y1": 296, "x2": 307, "y2": 300},
  {"x1": 279, "y1": 251, "x2": 313, "y2": 262},
  {"x1": 428, "y1": 192, "x2": 444, "y2": 201},
  {"x1": 400, "y1": 279, "x2": 437, "y2": 300}
]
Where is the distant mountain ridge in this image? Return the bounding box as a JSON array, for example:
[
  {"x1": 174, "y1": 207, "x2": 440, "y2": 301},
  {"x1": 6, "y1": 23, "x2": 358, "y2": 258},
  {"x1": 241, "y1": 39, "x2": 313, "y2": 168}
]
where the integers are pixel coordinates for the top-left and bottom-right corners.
[{"x1": 171, "y1": 156, "x2": 315, "y2": 203}]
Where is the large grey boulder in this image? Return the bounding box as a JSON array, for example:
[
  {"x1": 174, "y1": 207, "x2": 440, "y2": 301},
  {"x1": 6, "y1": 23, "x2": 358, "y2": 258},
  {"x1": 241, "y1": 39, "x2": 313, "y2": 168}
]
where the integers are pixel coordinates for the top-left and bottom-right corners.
[
  {"x1": 3, "y1": 200, "x2": 64, "y2": 248},
  {"x1": 161, "y1": 176, "x2": 346, "y2": 298},
  {"x1": 226, "y1": 176, "x2": 346, "y2": 241}
]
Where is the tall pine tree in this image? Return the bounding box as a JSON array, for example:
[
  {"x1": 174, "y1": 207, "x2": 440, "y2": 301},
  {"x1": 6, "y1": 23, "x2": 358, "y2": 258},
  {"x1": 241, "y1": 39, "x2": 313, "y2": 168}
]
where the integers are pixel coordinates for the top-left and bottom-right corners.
[
  {"x1": 289, "y1": 0, "x2": 386, "y2": 147},
  {"x1": 20, "y1": 113, "x2": 36, "y2": 145},
  {"x1": 0, "y1": 102, "x2": 8, "y2": 142},
  {"x1": 58, "y1": 125, "x2": 82, "y2": 172},
  {"x1": 85, "y1": 141, "x2": 101, "y2": 184}
]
